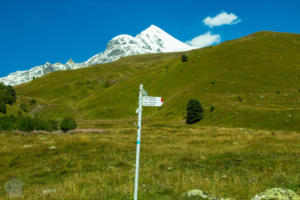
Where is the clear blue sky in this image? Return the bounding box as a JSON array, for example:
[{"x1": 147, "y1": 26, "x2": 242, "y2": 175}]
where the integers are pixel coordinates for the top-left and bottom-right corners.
[{"x1": 0, "y1": 0, "x2": 299, "y2": 77}]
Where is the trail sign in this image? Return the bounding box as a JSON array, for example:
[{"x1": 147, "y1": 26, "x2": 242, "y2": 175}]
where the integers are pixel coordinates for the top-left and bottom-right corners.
[
  {"x1": 142, "y1": 96, "x2": 163, "y2": 107},
  {"x1": 133, "y1": 84, "x2": 163, "y2": 200}
]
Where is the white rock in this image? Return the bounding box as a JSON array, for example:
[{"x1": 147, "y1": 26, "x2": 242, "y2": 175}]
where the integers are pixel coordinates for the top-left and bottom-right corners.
[
  {"x1": 185, "y1": 189, "x2": 219, "y2": 200},
  {"x1": 39, "y1": 137, "x2": 48, "y2": 141},
  {"x1": 22, "y1": 144, "x2": 33, "y2": 148},
  {"x1": 252, "y1": 188, "x2": 299, "y2": 200},
  {"x1": 42, "y1": 189, "x2": 56, "y2": 195},
  {"x1": 49, "y1": 146, "x2": 57, "y2": 150}
]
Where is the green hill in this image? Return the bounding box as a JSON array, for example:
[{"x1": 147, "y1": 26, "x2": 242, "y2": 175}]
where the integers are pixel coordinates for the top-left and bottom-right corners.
[{"x1": 15, "y1": 31, "x2": 300, "y2": 131}]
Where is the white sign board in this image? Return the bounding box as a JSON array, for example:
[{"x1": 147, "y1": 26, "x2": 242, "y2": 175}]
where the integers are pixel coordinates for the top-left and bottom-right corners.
[{"x1": 142, "y1": 96, "x2": 163, "y2": 107}]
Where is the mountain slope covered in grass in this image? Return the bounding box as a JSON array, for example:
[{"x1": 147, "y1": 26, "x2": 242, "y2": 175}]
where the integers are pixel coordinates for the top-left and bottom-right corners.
[{"x1": 15, "y1": 31, "x2": 300, "y2": 131}]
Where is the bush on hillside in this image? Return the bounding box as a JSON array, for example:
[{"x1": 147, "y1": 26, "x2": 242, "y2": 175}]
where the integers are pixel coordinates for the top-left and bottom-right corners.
[
  {"x1": 17, "y1": 110, "x2": 22, "y2": 116},
  {"x1": 181, "y1": 54, "x2": 188, "y2": 62},
  {"x1": 210, "y1": 105, "x2": 215, "y2": 112},
  {"x1": 238, "y1": 96, "x2": 243, "y2": 102},
  {"x1": 30, "y1": 99, "x2": 36, "y2": 105},
  {"x1": 186, "y1": 99, "x2": 204, "y2": 124},
  {"x1": 32, "y1": 117, "x2": 59, "y2": 132},
  {"x1": 33, "y1": 117, "x2": 49, "y2": 131},
  {"x1": 0, "y1": 115, "x2": 59, "y2": 132},
  {"x1": 18, "y1": 116, "x2": 35, "y2": 132},
  {"x1": 60, "y1": 118, "x2": 77, "y2": 133},
  {"x1": 0, "y1": 101, "x2": 7, "y2": 114},
  {"x1": 19, "y1": 103, "x2": 28, "y2": 112},
  {"x1": 48, "y1": 120, "x2": 58, "y2": 132},
  {"x1": 0, "y1": 115, "x2": 18, "y2": 131}
]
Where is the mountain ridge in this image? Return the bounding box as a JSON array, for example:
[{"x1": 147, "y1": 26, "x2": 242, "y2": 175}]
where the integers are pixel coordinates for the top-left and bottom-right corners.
[{"x1": 0, "y1": 25, "x2": 196, "y2": 86}]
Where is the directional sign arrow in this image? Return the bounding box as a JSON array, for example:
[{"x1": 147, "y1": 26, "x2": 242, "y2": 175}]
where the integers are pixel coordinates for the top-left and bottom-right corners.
[{"x1": 142, "y1": 96, "x2": 163, "y2": 107}]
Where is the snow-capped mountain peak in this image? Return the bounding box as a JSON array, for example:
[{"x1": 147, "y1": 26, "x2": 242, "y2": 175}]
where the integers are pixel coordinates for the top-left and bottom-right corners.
[
  {"x1": 0, "y1": 25, "x2": 196, "y2": 86},
  {"x1": 136, "y1": 24, "x2": 195, "y2": 52}
]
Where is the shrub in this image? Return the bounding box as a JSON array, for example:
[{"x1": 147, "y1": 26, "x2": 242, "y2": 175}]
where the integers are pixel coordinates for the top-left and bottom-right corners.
[
  {"x1": 17, "y1": 110, "x2": 22, "y2": 116},
  {"x1": 103, "y1": 80, "x2": 116, "y2": 88},
  {"x1": 18, "y1": 116, "x2": 35, "y2": 132},
  {"x1": 30, "y1": 99, "x2": 36, "y2": 105},
  {"x1": 238, "y1": 96, "x2": 243, "y2": 102},
  {"x1": 181, "y1": 54, "x2": 188, "y2": 62},
  {"x1": 0, "y1": 114, "x2": 58, "y2": 132},
  {"x1": 165, "y1": 66, "x2": 169, "y2": 72},
  {"x1": 20, "y1": 103, "x2": 28, "y2": 112},
  {"x1": 0, "y1": 101, "x2": 6, "y2": 114},
  {"x1": 0, "y1": 115, "x2": 17, "y2": 131},
  {"x1": 32, "y1": 117, "x2": 49, "y2": 131},
  {"x1": 60, "y1": 117, "x2": 77, "y2": 133},
  {"x1": 186, "y1": 99, "x2": 204, "y2": 124},
  {"x1": 48, "y1": 120, "x2": 58, "y2": 132},
  {"x1": 31, "y1": 117, "x2": 58, "y2": 132},
  {"x1": 210, "y1": 105, "x2": 215, "y2": 112},
  {"x1": 103, "y1": 81, "x2": 111, "y2": 88}
]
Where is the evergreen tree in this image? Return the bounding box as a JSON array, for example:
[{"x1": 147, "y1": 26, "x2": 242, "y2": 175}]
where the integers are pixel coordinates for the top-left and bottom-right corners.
[
  {"x1": 0, "y1": 83, "x2": 16, "y2": 105},
  {"x1": 181, "y1": 54, "x2": 188, "y2": 62},
  {"x1": 186, "y1": 99, "x2": 204, "y2": 124},
  {"x1": 5, "y1": 85, "x2": 17, "y2": 105}
]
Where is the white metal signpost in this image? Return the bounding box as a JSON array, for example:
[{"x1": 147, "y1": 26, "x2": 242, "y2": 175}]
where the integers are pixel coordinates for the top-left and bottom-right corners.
[{"x1": 134, "y1": 84, "x2": 163, "y2": 200}]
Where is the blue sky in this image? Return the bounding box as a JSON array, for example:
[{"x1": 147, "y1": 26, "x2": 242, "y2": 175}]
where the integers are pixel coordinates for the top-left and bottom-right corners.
[{"x1": 0, "y1": 0, "x2": 299, "y2": 77}]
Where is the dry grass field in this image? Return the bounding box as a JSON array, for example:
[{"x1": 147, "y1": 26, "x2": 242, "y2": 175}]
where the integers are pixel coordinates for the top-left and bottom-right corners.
[{"x1": 0, "y1": 124, "x2": 299, "y2": 199}]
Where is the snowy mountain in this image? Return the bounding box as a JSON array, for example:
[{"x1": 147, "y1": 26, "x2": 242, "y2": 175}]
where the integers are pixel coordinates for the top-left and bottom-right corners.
[{"x1": 0, "y1": 25, "x2": 196, "y2": 86}]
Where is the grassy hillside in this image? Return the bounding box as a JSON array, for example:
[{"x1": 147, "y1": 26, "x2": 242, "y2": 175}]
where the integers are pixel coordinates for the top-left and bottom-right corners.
[{"x1": 15, "y1": 31, "x2": 300, "y2": 131}]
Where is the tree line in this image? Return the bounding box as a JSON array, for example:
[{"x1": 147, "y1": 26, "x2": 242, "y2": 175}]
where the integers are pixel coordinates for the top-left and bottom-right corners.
[
  {"x1": 0, "y1": 83, "x2": 77, "y2": 132},
  {"x1": 0, "y1": 115, "x2": 77, "y2": 133}
]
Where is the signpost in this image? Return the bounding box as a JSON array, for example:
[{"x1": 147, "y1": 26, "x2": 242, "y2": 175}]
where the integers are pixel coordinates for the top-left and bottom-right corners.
[{"x1": 134, "y1": 84, "x2": 163, "y2": 200}]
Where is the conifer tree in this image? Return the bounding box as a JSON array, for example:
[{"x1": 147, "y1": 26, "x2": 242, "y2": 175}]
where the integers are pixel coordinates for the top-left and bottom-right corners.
[{"x1": 186, "y1": 99, "x2": 203, "y2": 124}]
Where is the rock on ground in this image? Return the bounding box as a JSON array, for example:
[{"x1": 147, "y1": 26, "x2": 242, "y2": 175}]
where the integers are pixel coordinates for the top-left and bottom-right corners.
[
  {"x1": 42, "y1": 189, "x2": 56, "y2": 195},
  {"x1": 183, "y1": 189, "x2": 231, "y2": 200},
  {"x1": 252, "y1": 188, "x2": 300, "y2": 200}
]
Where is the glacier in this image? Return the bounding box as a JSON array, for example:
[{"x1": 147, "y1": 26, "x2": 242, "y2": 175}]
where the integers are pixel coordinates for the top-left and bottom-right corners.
[{"x1": 0, "y1": 25, "x2": 196, "y2": 86}]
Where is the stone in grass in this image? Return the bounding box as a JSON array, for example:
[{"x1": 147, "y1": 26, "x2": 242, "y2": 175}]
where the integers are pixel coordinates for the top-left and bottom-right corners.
[
  {"x1": 39, "y1": 137, "x2": 48, "y2": 141},
  {"x1": 22, "y1": 144, "x2": 33, "y2": 148},
  {"x1": 252, "y1": 188, "x2": 299, "y2": 200},
  {"x1": 183, "y1": 189, "x2": 231, "y2": 200},
  {"x1": 42, "y1": 189, "x2": 56, "y2": 195},
  {"x1": 49, "y1": 146, "x2": 57, "y2": 150}
]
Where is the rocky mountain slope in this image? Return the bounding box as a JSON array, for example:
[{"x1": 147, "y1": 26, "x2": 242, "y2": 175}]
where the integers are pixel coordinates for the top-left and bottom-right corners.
[{"x1": 0, "y1": 25, "x2": 195, "y2": 86}]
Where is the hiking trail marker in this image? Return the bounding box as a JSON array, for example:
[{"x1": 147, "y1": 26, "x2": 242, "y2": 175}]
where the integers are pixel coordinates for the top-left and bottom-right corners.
[{"x1": 134, "y1": 84, "x2": 163, "y2": 200}]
